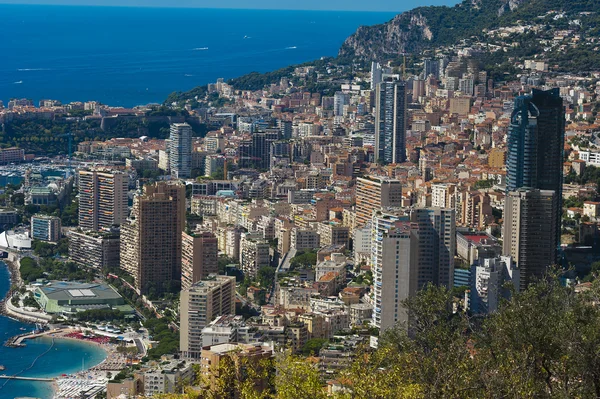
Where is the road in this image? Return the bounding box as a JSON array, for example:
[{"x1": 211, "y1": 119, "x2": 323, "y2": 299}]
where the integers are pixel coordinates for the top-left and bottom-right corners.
[{"x1": 134, "y1": 338, "x2": 146, "y2": 356}]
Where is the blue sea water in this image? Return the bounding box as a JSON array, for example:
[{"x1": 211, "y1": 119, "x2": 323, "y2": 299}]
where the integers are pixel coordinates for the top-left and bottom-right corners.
[
  {"x1": 0, "y1": 5, "x2": 397, "y2": 107},
  {"x1": 0, "y1": 262, "x2": 107, "y2": 399}
]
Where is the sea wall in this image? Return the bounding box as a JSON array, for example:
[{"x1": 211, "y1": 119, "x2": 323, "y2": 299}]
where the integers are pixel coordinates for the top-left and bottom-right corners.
[
  {"x1": 4, "y1": 296, "x2": 52, "y2": 323},
  {"x1": 1, "y1": 256, "x2": 52, "y2": 323}
]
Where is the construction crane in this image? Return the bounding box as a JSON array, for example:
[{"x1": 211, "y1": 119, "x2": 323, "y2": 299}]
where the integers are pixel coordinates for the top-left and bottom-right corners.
[{"x1": 57, "y1": 131, "x2": 74, "y2": 176}]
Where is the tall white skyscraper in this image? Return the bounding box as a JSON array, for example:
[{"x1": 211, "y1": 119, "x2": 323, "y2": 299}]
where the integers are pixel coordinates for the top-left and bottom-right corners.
[
  {"x1": 372, "y1": 208, "x2": 455, "y2": 331},
  {"x1": 169, "y1": 123, "x2": 193, "y2": 179},
  {"x1": 371, "y1": 62, "x2": 383, "y2": 90},
  {"x1": 372, "y1": 214, "x2": 414, "y2": 331}
]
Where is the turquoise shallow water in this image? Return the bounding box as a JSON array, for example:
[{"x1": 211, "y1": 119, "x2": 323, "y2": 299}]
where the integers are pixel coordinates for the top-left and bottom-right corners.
[{"x1": 0, "y1": 263, "x2": 107, "y2": 399}]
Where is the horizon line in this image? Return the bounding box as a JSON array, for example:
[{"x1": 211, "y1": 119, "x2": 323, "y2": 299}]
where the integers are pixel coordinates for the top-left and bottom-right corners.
[{"x1": 0, "y1": 2, "x2": 418, "y2": 13}]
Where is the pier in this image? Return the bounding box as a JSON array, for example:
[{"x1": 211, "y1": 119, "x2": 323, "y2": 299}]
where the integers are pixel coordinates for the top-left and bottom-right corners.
[
  {"x1": 4, "y1": 330, "x2": 50, "y2": 347},
  {"x1": 0, "y1": 375, "x2": 54, "y2": 381},
  {"x1": 4, "y1": 333, "x2": 30, "y2": 347}
]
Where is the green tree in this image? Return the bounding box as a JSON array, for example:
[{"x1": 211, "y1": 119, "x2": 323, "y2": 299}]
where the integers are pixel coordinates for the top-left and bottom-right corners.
[
  {"x1": 301, "y1": 338, "x2": 327, "y2": 356},
  {"x1": 289, "y1": 250, "x2": 318, "y2": 269},
  {"x1": 275, "y1": 353, "x2": 327, "y2": 399}
]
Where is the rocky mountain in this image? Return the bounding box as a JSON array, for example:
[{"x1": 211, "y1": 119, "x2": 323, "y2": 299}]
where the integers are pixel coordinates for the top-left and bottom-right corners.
[{"x1": 338, "y1": 0, "x2": 598, "y2": 61}]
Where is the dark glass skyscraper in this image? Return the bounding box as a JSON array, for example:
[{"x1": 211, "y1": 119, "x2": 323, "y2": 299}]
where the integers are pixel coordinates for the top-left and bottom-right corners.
[
  {"x1": 506, "y1": 88, "x2": 565, "y2": 195},
  {"x1": 504, "y1": 88, "x2": 565, "y2": 286},
  {"x1": 375, "y1": 80, "x2": 407, "y2": 165}
]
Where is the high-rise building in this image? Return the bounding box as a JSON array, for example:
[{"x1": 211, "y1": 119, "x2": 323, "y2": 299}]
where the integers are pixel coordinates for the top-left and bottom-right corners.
[
  {"x1": 78, "y1": 170, "x2": 129, "y2": 231},
  {"x1": 503, "y1": 189, "x2": 557, "y2": 290},
  {"x1": 181, "y1": 231, "x2": 219, "y2": 291},
  {"x1": 370, "y1": 62, "x2": 394, "y2": 90},
  {"x1": 412, "y1": 79, "x2": 426, "y2": 100},
  {"x1": 506, "y1": 88, "x2": 565, "y2": 196},
  {"x1": 238, "y1": 130, "x2": 280, "y2": 169},
  {"x1": 355, "y1": 176, "x2": 403, "y2": 227},
  {"x1": 120, "y1": 181, "x2": 186, "y2": 294},
  {"x1": 372, "y1": 216, "x2": 413, "y2": 331},
  {"x1": 169, "y1": 123, "x2": 193, "y2": 179},
  {"x1": 334, "y1": 91, "x2": 349, "y2": 117},
  {"x1": 410, "y1": 208, "x2": 456, "y2": 289},
  {"x1": 31, "y1": 214, "x2": 61, "y2": 242},
  {"x1": 371, "y1": 208, "x2": 455, "y2": 331},
  {"x1": 68, "y1": 229, "x2": 120, "y2": 271},
  {"x1": 278, "y1": 119, "x2": 293, "y2": 139},
  {"x1": 371, "y1": 62, "x2": 383, "y2": 90},
  {"x1": 504, "y1": 88, "x2": 565, "y2": 287},
  {"x1": 239, "y1": 232, "x2": 270, "y2": 278},
  {"x1": 375, "y1": 80, "x2": 407, "y2": 164},
  {"x1": 422, "y1": 58, "x2": 439, "y2": 79},
  {"x1": 458, "y1": 77, "x2": 474, "y2": 96},
  {"x1": 204, "y1": 154, "x2": 226, "y2": 177},
  {"x1": 179, "y1": 275, "x2": 236, "y2": 359}
]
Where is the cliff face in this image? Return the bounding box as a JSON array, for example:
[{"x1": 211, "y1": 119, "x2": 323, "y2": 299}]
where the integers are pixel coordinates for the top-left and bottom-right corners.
[
  {"x1": 338, "y1": 0, "x2": 592, "y2": 61},
  {"x1": 339, "y1": 0, "x2": 508, "y2": 60},
  {"x1": 339, "y1": 12, "x2": 435, "y2": 60}
]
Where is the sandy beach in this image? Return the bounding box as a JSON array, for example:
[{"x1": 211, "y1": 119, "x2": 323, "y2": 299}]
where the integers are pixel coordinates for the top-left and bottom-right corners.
[
  {"x1": 37, "y1": 328, "x2": 129, "y2": 399},
  {"x1": 47, "y1": 328, "x2": 128, "y2": 373}
]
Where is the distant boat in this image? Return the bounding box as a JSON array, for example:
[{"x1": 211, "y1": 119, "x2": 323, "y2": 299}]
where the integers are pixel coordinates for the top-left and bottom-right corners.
[
  {"x1": 13, "y1": 81, "x2": 23, "y2": 84},
  {"x1": 19, "y1": 327, "x2": 26, "y2": 331}
]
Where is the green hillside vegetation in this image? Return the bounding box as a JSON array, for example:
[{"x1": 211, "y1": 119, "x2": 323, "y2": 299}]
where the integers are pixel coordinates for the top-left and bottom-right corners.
[{"x1": 340, "y1": 0, "x2": 600, "y2": 60}]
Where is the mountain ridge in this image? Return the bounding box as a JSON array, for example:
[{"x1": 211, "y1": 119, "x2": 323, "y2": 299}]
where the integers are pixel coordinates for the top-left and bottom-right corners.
[{"x1": 338, "y1": 0, "x2": 598, "y2": 61}]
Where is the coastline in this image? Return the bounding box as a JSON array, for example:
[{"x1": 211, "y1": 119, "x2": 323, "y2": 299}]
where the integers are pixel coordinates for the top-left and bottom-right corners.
[
  {"x1": 48, "y1": 330, "x2": 124, "y2": 399},
  {"x1": 2, "y1": 256, "x2": 22, "y2": 292},
  {"x1": 0, "y1": 258, "x2": 25, "y2": 321},
  {"x1": 0, "y1": 258, "x2": 52, "y2": 324},
  {"x1": 18, "y1": 330, "x2": 111, "y2": 399}
]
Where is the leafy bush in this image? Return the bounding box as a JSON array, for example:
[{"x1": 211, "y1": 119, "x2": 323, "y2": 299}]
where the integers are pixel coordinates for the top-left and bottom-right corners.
[{"x1": 144, "y1": 318, "x2": 179, "y2": 360}]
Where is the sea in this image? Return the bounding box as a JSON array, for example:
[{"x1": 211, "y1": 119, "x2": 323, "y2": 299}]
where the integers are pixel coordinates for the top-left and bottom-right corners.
[
  {"x1": 0, "y1": 5, "x2": 400, "y2": 398},
  {"x1": 0, "y1": 262, "x2": 107, "y2": 399},
  {"x1": 0, "y1": 5, "x2": 398, "y2": 107}
]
